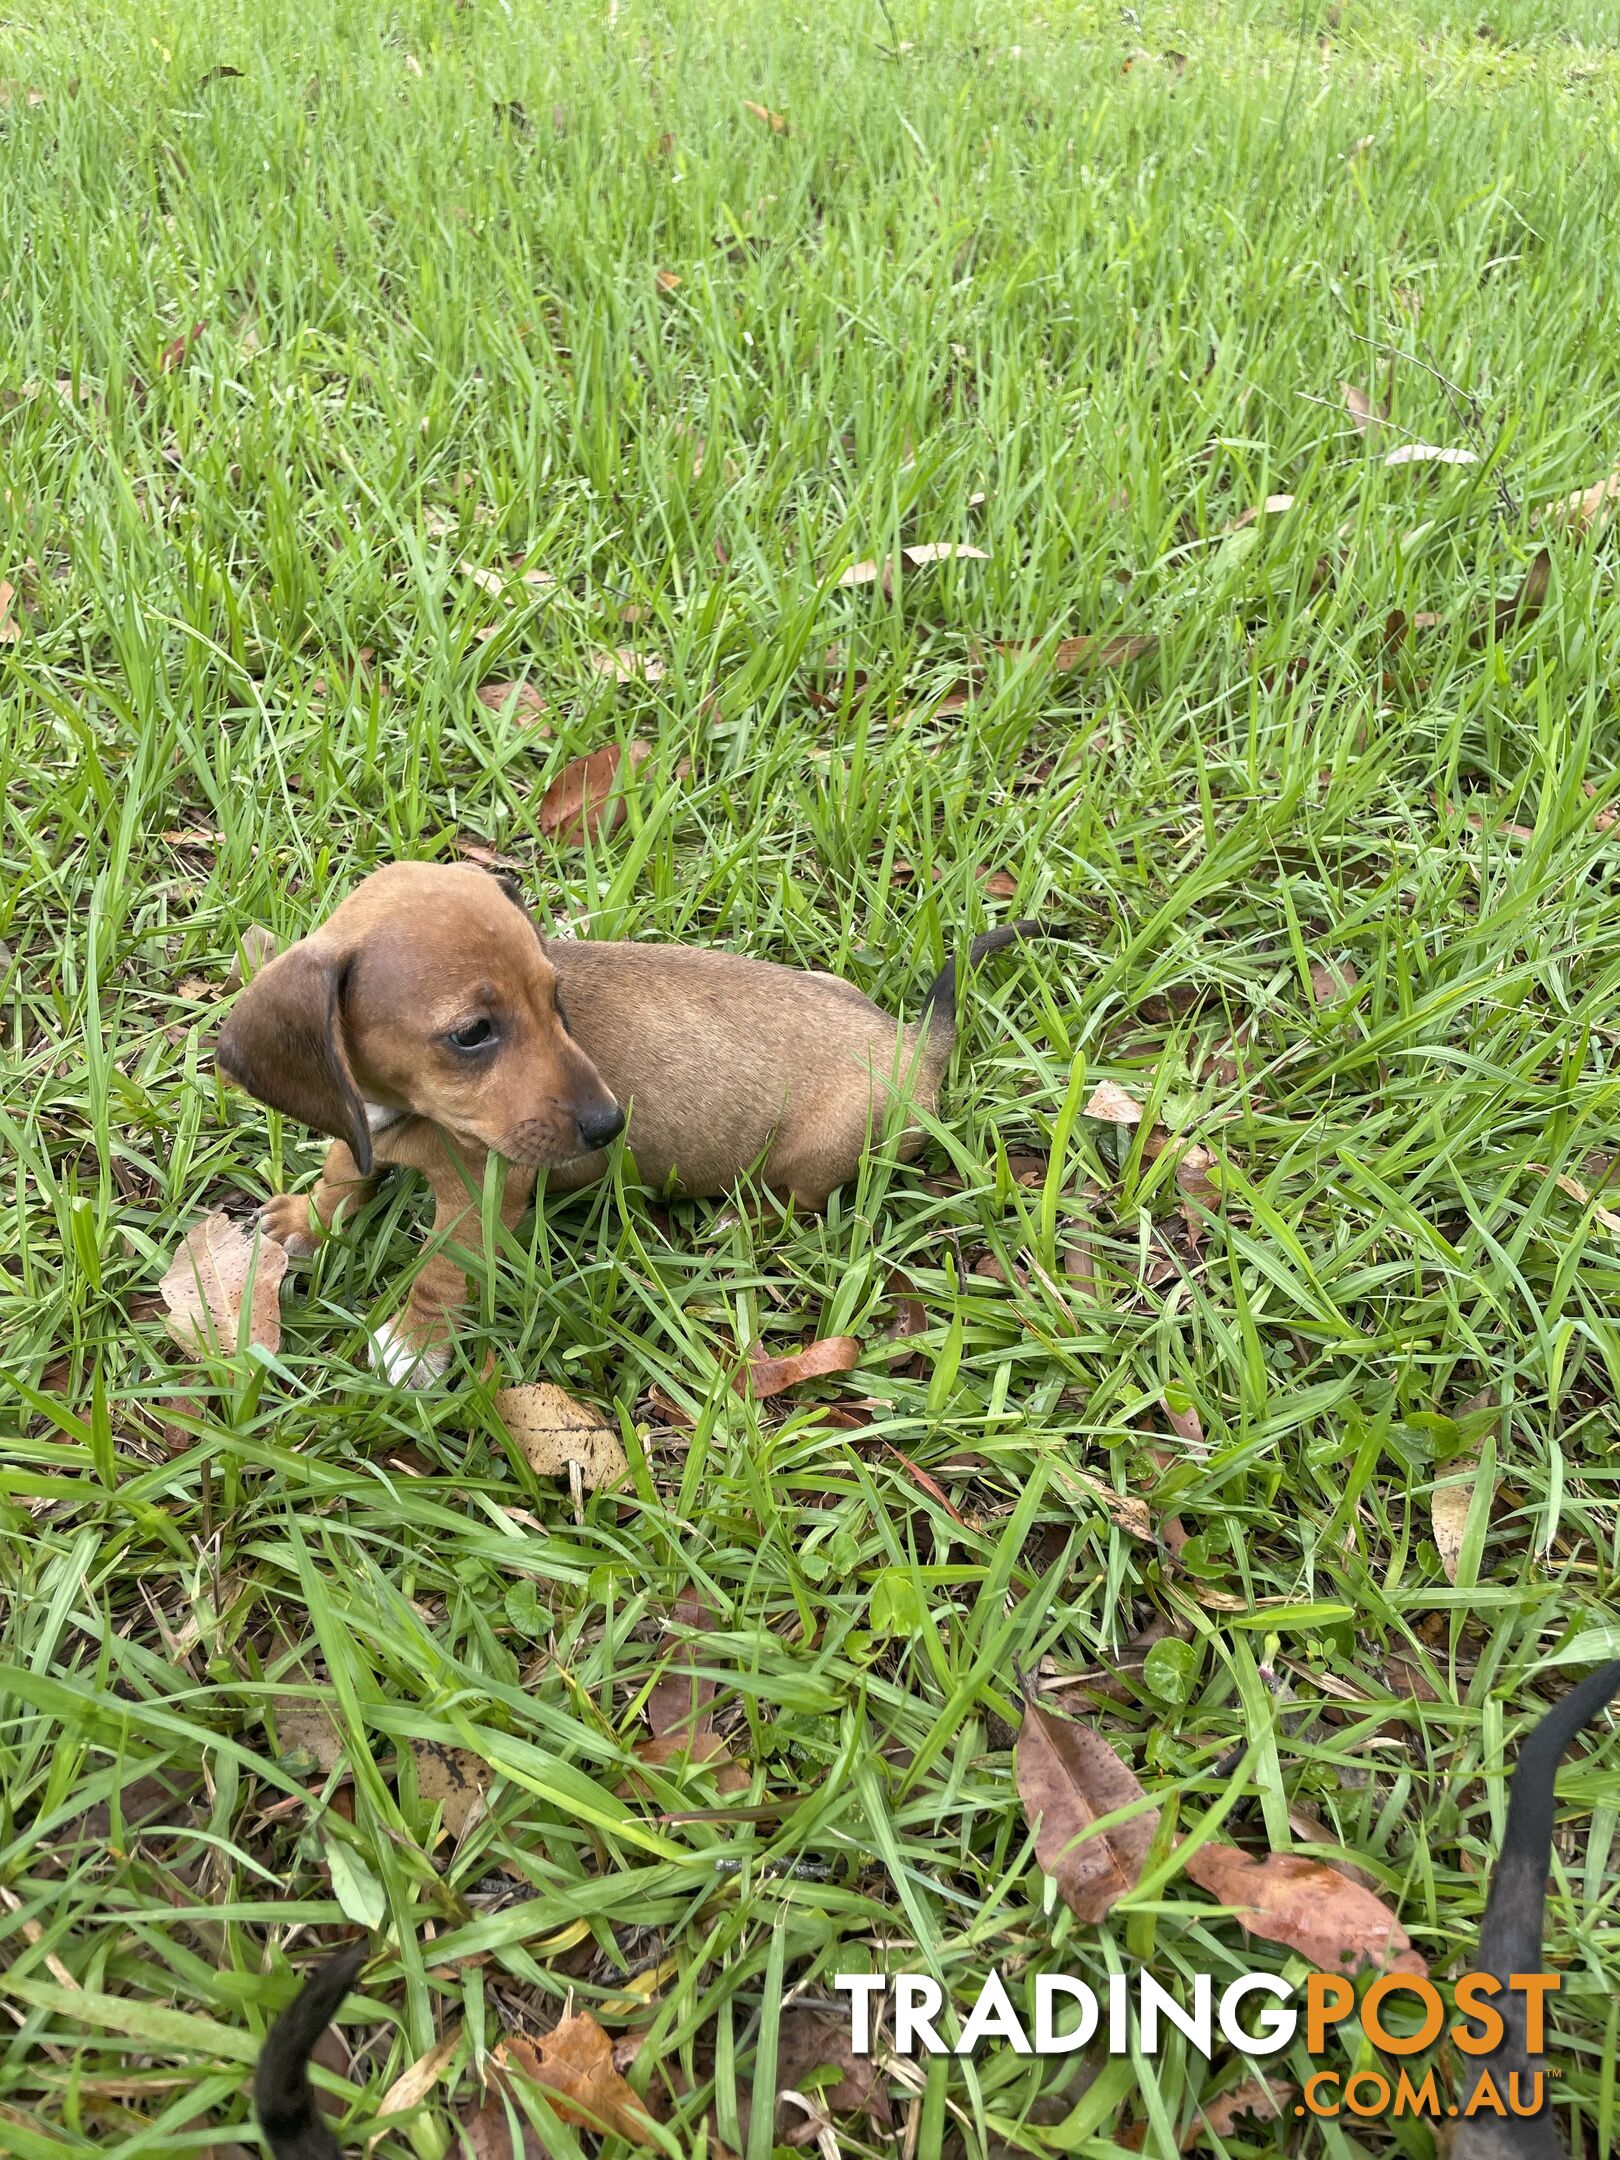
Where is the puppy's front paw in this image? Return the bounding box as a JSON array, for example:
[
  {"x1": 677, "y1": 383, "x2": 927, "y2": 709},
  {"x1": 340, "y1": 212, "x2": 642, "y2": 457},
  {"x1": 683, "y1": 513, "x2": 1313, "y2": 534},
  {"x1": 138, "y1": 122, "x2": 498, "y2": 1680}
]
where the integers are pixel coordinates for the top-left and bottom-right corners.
[
  {"x1": 369, "y1": 1314, "x2": 453, "y2": 1390},
  {"x1": 257, "y1": 1191, "x2": 324, "y2": 1260}
]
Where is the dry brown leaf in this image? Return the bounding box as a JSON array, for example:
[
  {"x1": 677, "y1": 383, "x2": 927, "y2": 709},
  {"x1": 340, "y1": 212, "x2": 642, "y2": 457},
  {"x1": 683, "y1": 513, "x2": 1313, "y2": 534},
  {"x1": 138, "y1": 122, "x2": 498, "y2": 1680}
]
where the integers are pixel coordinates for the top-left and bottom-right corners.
[
  {"x1": 617, "y1": 1733, "x2": 748, "y2": 1799},
  {"x1": 224, "y1": 924, "x2": 277, "y2": 992},
  {"x1": 1062, "y1": 1232, "x2": 1100, "y2": 1300},
  {"x1": 1384, "y1": 440, "x2": 1478, "y2": 468},
  {"x1": 736, "y1": 1335, "x2": 861, "y2": 1397},
  {"x1": 500, "y1": 2013, "x2": 661, "y2": 2144},
  {"x1": 455, "y1": 2090, "x2": 549, "y2": 2160},
  {"x1": 160, "y1": 322, "x2": 206, "y2": 373},
  {"x1": 654, "y1": 269, "x2": 682, "y2": 292},
  {"x1": 1163, "y1": 1396, "x2": 1204, "y2": 1447},
  {"x1": 0, "y1": 579, "x2": 17, "y2": 644},
  {"x1": 1223, "y1": 493, "x2": 1295, "y2": 533},
  {"x1": 271, "y1": 1699, "x2": 346, "y2": 1773},
  {"x1": 1340, "y1": 381, "x2": 1387, "y2": 438},
  {"x1": 177, "y1": 974, "x2": 213, "y2": 1003},
  {"x1": 837, "y1": 542, "x2": 987, "y2": 595},
  {"x1": 902, "y1": 540, "x2": 989, "y2": 567},
  {"x1": 159, "y1": 1212, "x2": 286, "y2": 1357},
  {"x1": 1055, "y1": 631, "x2": 1156, "y2": 669},
  {"x1": 743, "y1": 99, "x2": 789, "y2": 133},
  {"x1": 1431, "y1": 1449, "x2": 1484, "y2": 1584},
  {"x1": 0, "y1": 82, "x2": 46, "y2": 107},
  {"x1": 740, "y1": 2009, "x2": 894, "y2": 2147},
  {"x1": 884, "y1": 1270, "x2": 927, "y2": 1365},
  {"x1": 1537, "y1": 469, "x2": 1620, "y2": 536},
  {"x1": 589, "y1": 647, "x2": 665, "y2": 684},
  {"x1": 647, "y1": 1589, "x2": 718, "y2": 1742},
  {"x1": 1478, "y1": 546, "x2": 1550, "y2": 642},
  {"x1": 411, "y1": 1742, "x2": 493, "y2": 1837},
  {"x1": 476, "y1": 680, "x2": 550, "y2": 726},
  {"x1": 1182, "y1": 1844, "x2": 1425, "y2": 1976},
  {"x1": 1016, "y1": 1695, "x2": 1158, "y2": 1922},
  {"x1": 536, "y1": 741, "x2": 651, "y2": 846},
  {"x1": 1055, "y1": 1468, "x2": 1153, "y2": 1541},
  {"x1": 493, "y1": 1383, "x2": 629, "y2": 1491},
  {"x1": 981, "y1": 869, "x2": 1019, "y2": 898},
  {"x1": 1582, "y1": 781, "x2": 1617, "y2": 833},
  {"x1": 1084, "y1": 1081, "x2": 1144, "y2": 1125},
  {"x1": 371, "y1": 2026, "x2": 462, "y2": 2143},
  {"x1": 455, "y1": 836, "x2": 524, "y2": 870},
  {"x1": 1185, "y1": 2077, "x2": 1295, "y2": 2148},
  {"x1": 1308, "y1": 958, "x2": 1359, "y2": 1007}
]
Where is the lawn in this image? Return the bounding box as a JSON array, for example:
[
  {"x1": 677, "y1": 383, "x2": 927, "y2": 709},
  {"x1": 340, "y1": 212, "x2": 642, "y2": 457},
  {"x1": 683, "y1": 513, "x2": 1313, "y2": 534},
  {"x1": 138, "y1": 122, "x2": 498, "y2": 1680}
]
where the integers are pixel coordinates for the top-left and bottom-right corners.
[{"x1": 3, "y1": 0, "x2": 1620, "y2": 2152}]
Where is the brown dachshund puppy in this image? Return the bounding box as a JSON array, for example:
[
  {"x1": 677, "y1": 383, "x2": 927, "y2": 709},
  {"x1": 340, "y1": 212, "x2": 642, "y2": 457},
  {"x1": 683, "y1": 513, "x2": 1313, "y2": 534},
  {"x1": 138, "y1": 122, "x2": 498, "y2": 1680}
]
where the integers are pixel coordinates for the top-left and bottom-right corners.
[{"x1": 217, "y1": 861, "x2": 1046, "y2": 1384}]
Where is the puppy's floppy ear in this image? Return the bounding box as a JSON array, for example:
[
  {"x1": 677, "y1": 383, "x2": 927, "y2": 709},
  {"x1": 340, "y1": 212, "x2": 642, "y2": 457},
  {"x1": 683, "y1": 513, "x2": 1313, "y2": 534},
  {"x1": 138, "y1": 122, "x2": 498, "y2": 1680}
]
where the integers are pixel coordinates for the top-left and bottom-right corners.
[
  {"x1": 491, "y1": 869, "x2": 548, "y2": 947},
  {"x1": 216, "y1": 940, "x2": 374, "y2": 1173}
]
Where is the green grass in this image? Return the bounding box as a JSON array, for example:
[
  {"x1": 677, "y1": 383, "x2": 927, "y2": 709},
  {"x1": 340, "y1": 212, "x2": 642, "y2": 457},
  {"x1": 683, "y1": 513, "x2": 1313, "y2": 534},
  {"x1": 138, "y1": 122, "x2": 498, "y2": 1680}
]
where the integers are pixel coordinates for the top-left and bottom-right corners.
[{"x1": 4, "y1": 0, "x2": 1620, "y2": 2151}]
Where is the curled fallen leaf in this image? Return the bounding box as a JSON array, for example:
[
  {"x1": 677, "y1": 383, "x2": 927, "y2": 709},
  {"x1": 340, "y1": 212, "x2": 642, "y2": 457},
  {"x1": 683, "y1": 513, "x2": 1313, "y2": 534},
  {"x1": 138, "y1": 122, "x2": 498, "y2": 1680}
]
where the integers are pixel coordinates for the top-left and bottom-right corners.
[
  {"x1": 1430, "y1": 1449, "x2": 1486, "y2": 1584},
  {"x1": 159, "y1": 322, "x2": 206, "y2": 373},
  {"x1": 616, "y1": 1732, "x2": 748, "y2": 1800},
  {"x1": 536, "y1": 741, "x2": 651, "y2": 845},
  {"x1": 647, "y1": 1589, "x2": 718, "y2": 1743},
  {"x1": 742, "y1": 99, "x2": 789, "y2": 133},
  {"x1": 1182, "y1": 1844, "x2": 1425, "y2": 1976},
  {"x1": 1084, "y1": 1081, "x2": 1144, "y2": 1125},
  {"x1": 1384, "y1": 440, "x2": 1478, "y2": 468},
  {"x1": 998, "y1": 631, "x2": 1157, "y2": 671},
  {"x1": 475, "y1": 680, "x2": 550, "y2": 726},
  {"x1": 1340, "y1": 381, "x2": 1388, "y2": 439},
  {"x1": 1537, "y1": 469, "x2": 1620, "y2": 537},
  {"x1": 1055, "y1": 1468, "x2": 1153, "y2": 1541},
  {"x1": 589, "y1": 647, "x2": 665, "y2": 684},
  {"x1": 271, "y1": 1697, "x2": 346, "y2": 1773},
  {"x1": 493, "y1": 1383, "x2": 629, "y2": 1491},
  {"x1": 741, "y1": 2009, "x2": 893, "y2": 2146},
  {"x1": 1308, "y1": 957, "x2": 1360, "y2": 1007},
  {"x1": 1476, "y1": 547, "x2": 1550, "y2": 643},
  {"x1": 837, "y1": 542, "x2": 988, "y2": 596},
  {"x1": 159, "y1": 1212, "x2": 287, "y2": 1357},
  {"x1": 412, "y1": 1741, "x2": 494, "y2": 1837},
  {"x1": 500, "y1": 2014, "x2": 661, "y2": 2144},
  {"x1": 223, "y1": 924, "x2": 278, "y2": 992},
  {"x1": 736, "y1": 1335, "x2": 861, "y2": 1397},
  {"x1": 1185, "y1": 2077, "x2": 1295, "y2": 2148},
  {"x1": 1016, "y1": 1695, "x2": 1159, "y2": 1922},
  {"x1": 372, "y1": 2025, "x2": 463, "y2": 2139},
  {"x1": 1223, "y1": 494, "x2": 1295, "y2": 533}
]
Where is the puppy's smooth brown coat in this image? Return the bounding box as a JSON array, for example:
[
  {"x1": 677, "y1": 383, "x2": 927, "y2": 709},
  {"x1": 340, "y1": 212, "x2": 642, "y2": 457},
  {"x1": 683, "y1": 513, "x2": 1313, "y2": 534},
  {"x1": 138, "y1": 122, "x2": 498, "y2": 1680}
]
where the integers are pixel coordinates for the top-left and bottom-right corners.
[{"x1": 218, "y1": 862, "x2": 1045, "y2": 1382}]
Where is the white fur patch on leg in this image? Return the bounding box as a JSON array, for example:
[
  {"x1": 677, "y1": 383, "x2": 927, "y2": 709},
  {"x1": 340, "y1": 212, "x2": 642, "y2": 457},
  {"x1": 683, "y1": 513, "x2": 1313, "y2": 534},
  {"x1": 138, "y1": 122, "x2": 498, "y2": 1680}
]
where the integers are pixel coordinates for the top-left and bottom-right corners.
[{"x1": 368, "y1": 1317, "x2": 452, "y2": 1389}]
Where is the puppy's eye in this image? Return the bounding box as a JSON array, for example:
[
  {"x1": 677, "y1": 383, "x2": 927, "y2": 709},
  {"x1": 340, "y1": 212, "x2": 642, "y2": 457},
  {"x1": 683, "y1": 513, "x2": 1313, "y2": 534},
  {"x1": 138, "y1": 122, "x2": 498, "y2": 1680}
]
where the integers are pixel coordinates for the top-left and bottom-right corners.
[{"x1": 447, "y1": 1018, "x2": 496, "y2": 1051}]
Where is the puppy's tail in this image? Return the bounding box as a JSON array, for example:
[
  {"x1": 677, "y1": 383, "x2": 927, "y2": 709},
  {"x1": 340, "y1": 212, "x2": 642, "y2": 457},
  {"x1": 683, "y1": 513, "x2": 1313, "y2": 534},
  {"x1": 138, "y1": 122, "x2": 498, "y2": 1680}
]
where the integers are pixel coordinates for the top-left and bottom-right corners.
[
  {"x1": 254, "y1": 1942, "x2": 368, "y2": 2160},
  {"x1": 1453, "y1": 1656, "x2": 1620, "y2": 2155},
  {"x1": 917, "y1": 919, "x2": 1059, "y2": 1051}
]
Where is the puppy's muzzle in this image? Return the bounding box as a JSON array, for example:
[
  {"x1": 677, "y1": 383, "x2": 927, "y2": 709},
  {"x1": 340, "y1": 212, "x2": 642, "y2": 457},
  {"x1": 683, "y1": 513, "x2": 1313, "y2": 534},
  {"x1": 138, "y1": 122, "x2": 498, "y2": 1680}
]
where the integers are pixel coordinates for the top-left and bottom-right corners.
[
  {"x1": 499, "y1": 1097, "x2": 624, "y2": 1166},
  {"x1": 575, "y1": 1098, "x2": 624, "y2": 1150}
]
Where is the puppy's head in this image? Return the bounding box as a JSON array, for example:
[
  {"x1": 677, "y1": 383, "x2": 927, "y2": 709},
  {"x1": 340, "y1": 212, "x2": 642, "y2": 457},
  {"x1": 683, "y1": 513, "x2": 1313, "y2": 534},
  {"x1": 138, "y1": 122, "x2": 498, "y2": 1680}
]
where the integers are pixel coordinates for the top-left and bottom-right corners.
[{"x1": 216, "y1": 863, "x2": 623, "y2": 1172}]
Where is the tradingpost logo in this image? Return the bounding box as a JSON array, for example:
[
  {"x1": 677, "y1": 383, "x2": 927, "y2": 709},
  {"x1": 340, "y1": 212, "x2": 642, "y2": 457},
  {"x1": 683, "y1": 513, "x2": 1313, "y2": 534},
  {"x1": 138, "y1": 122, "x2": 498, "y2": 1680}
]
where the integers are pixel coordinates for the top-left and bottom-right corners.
[{"x1": 833, "y1": 1967, "x2": 1559, "y2": 2126}]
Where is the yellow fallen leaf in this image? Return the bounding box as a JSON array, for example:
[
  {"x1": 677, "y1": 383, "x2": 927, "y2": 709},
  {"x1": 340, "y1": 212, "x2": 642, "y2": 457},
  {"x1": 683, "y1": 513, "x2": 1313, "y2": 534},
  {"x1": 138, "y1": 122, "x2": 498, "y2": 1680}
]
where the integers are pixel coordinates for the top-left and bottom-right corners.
[
  {"x1": 159, "y1": 1211, "x2": 286, "y2": 1356},
  {"x1": 494, "y1": 1384, "x2": 629, "y2": 1491},
  {"x1": 1083, "y1": 1081, "x2": 1144, "y2": 1124}
]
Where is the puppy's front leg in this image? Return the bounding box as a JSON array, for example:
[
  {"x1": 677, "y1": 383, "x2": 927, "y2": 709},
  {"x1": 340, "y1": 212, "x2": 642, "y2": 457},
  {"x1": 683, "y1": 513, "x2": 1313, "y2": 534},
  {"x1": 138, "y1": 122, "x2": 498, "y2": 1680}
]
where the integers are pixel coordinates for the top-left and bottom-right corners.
[
  {"x1": 257, "y1": 1140, "x2": 379, "y2": 1259},
  {"x1": 370, "y1": 1148, "x2": 537, "y2": 1389}
]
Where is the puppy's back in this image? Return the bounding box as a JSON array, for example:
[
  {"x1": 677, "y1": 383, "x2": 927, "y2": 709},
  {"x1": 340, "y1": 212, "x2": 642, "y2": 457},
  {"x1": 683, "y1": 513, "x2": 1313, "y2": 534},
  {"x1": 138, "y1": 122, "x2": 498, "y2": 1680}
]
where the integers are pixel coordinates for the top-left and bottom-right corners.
[{"x1": 546, "y1": 941, "x2": 925, "y2": 1198}]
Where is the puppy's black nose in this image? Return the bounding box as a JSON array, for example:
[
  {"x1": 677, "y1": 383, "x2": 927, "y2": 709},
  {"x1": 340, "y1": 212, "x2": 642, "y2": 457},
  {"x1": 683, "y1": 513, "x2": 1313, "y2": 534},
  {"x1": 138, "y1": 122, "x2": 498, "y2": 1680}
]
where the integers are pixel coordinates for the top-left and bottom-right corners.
[{"x1": 576, "y1": 1100, "x2": 624, "y2": 1150}]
